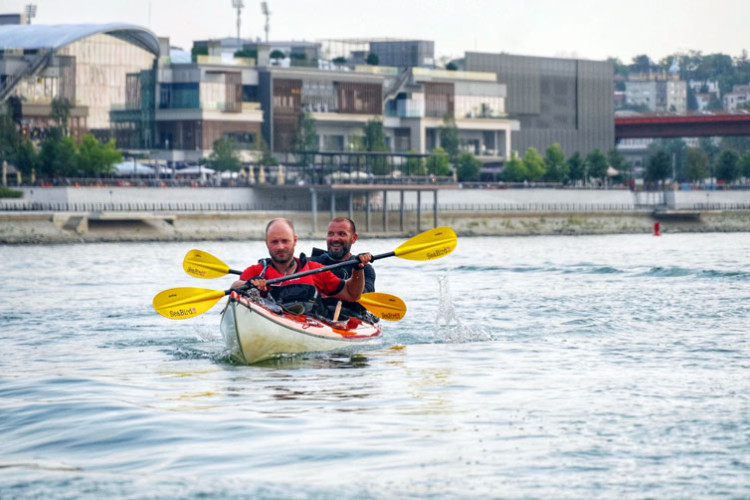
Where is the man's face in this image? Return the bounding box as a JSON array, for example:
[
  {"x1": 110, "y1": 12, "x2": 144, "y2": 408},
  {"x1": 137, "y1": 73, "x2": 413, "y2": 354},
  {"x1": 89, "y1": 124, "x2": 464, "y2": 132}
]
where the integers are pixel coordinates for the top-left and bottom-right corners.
[
  {"x1": 265, "y1": 221, "x2": 297, "y2": 265},
  {"x1": 326, "y1": 220, "x2": 357, "y2": 260}
]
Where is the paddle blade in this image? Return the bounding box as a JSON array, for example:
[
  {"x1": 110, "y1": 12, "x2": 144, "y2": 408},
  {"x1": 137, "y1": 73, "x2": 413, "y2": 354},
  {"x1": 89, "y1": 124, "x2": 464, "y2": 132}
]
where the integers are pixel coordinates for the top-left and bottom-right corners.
[
  {"x1": 393, "y1": 226, "x2": 457, "y2": 261},
  {"x1": 358, "y1": 292, "x2": 407, "y2": 321},
  {"x1": 183, "y1": 249, "x2": 231, "y2": 279},
  {"x1": 153, "y1": 287, "x2": 227, "y2": 320}
]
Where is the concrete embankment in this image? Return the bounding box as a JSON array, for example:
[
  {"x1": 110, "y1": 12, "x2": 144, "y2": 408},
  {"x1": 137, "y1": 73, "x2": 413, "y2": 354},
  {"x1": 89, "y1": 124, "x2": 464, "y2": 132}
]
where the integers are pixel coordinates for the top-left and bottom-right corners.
[{"x1": 2, "y1": 209, "x2": 749, "y2": 244}]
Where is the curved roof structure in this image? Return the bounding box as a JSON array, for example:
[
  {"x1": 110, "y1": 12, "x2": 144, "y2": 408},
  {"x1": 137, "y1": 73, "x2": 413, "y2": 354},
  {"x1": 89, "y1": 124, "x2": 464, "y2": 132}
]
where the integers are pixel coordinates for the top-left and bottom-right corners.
[{"x1": 0, "y1": 23, "x2": 159, "y2": 56}]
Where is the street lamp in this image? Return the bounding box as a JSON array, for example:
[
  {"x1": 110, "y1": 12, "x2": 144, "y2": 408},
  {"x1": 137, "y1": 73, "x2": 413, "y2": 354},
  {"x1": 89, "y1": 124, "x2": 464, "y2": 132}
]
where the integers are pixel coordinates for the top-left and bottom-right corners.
[
  {"x1": 25, "y1": 4, "x2": 36, "y2": 24},
  {"x1": 231, "y1": 0, "x2": 244, "y2": 51}
]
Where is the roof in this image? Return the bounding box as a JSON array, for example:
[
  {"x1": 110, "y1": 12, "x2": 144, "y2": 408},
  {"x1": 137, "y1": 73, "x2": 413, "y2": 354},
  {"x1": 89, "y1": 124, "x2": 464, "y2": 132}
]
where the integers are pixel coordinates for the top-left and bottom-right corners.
[{"x1": 0, "y1": 23, "x2": 159, "y2": 56}]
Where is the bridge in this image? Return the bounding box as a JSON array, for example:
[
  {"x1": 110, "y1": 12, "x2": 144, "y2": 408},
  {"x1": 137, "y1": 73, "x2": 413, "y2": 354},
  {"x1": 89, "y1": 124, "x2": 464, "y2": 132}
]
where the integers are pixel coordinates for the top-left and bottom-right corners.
[{"x1": 615, "y1": 113, "x2": 750, "y2": 140}]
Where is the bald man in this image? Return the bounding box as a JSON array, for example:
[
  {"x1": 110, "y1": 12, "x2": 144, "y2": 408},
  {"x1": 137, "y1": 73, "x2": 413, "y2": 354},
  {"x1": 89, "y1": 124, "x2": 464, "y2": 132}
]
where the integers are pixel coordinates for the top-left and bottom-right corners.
[{"x1": 231, "y1": 218, "x2": 371, "y2": 303}]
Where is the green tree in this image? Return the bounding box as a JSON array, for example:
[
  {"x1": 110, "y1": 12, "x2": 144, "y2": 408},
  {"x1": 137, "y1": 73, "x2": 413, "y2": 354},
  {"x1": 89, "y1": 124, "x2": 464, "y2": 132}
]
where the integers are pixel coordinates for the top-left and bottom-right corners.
[
  {"x1": 685, "y1": 148, "x2": 709, "y2": 182},
  {"x1": 50, "y1": 96, "x2": 72, "y2": 137},
  {"x1": 715, "y1": 149, "x2": 740, "y2": 183},
  {"x1": 543, "y1": 143, "x2": 568, "y2": 182},
  {"x1": 363, "y1": 118, "x2": 389, "y2": 175},
  {"x1": 14, "y1": 139, "x2": 38, "y2": 178},
  {"x1": 255, "y1": 134, "x2": 279, "y2": 167},
  {"x1": 333, "y1": 56, "x2": 347, "y2": 64},
  {"x1": 586, "y1": 149, "x2": 609, "y2": 183},
  {"x1": 739, "y1": 150, "x2": 750, "y2": 181},
  {"x1": 607, "y1": 148, "x2": 627, "y2": 183},
  {"x1": 270, "y1": 50, "x2": 285, "y2": 60},
  {"x1": 645, "y1": 149, "x2": 671, "y2": 186},
  {"x1": 207, "y1": 136, "x2": 242, "y2": 171},
  {"x1": 404, "y1": 149, "x2": 425, "y2": 176},
  {"x1": 0, "y1": 101, "x2": 20, "y2": 165},
  {"x1": 699, "y1": 137, "x2": 721, "y2": 179},
  {"x1": 293, "y1": 112, "x2": 317, "y2": 152},
  {"x1": 191, "y1": 44, "x2": 208, "y2": 62},
  {"x1": 445, "y1": 61, "x2": 458, "y2": 71},
  {"x1": 426, "y1": 147, "x2": 451, "y2": 176},
  {"x1": 439, "y1": 113, "x2": 460, "y2": 161},
  {"x1": 366, "y1": 53, "x2": 379, "y2": 65},
  {"x1": 77, "y1": 134, "x2": 121, "y2": 176},
  {"x1": 567, "y1": 152, "x2": 585, "y2": 184},
  {"x1": 501, "y1": 152, "x2": 528, "y2": 182},
  {"x1": 522, "y1": 147, "x2": 545, "y2": 181},
  {"x1": 455, "y1": 152, "x2": 481, "y2": 181},
  {"x1": 39, "y1": 129, "x2": 78, "y2": 177}
]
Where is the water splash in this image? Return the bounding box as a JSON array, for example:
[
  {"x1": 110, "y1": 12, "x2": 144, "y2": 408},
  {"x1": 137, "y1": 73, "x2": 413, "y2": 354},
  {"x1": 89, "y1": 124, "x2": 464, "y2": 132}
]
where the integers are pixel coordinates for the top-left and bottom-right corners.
[{"x1": 433, "y1": 274, "x2": 492, "y2": 343}]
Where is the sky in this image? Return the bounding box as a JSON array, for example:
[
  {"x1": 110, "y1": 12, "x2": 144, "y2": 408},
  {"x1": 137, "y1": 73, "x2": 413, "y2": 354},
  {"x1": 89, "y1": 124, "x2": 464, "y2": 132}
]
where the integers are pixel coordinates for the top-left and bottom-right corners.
[{"x1": 4, "y1": 0, "x2": 750, "y2": 64}]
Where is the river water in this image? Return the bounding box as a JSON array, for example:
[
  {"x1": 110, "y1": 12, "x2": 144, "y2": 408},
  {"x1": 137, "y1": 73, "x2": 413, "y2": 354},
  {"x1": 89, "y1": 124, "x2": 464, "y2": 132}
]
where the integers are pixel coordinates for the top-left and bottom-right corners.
[{"x1": 2, "y1": 233, "x2": 749, "y2": 498}]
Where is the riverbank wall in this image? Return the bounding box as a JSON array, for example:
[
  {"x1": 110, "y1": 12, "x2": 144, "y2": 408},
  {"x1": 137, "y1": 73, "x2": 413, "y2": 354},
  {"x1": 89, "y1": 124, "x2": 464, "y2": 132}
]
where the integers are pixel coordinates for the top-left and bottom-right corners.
[{"x1": 2, "y1": 209, "x2": 749, "y2": 244}]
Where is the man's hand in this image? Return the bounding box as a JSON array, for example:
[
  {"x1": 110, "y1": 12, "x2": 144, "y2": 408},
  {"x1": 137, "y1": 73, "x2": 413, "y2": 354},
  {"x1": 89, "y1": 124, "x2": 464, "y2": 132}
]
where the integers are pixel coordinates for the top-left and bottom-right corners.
[{"x1": 355, "y1": 252, "x2": 372, "y2": 270}]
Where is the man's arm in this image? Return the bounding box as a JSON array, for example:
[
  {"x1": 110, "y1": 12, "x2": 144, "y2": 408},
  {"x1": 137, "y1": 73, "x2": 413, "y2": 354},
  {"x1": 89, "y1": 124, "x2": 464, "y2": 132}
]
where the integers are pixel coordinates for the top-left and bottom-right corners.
[{"x1": 331, "y1": 253, "x2": 372, "y2": 301}]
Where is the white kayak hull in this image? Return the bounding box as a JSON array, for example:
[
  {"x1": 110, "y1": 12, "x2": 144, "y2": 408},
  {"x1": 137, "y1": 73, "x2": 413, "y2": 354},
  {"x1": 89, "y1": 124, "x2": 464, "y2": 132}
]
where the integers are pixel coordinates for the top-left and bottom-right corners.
[{"x1": 220, "y1": 295, "x2": 383, "y2": 364}]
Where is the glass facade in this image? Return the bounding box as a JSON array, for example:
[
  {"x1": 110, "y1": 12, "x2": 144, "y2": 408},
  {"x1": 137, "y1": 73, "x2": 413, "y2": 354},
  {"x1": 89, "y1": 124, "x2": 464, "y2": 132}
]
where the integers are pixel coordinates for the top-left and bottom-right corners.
[{"x1": 57, "y1": 33, "x2": 156, "y2": 132}]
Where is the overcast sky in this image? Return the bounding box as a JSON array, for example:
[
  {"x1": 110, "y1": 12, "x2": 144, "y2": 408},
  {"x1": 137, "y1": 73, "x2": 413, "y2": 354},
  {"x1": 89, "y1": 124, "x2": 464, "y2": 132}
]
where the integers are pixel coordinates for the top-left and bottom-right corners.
[{"x1": 4, "y1": 0, "x2": 750, "y2": 64}]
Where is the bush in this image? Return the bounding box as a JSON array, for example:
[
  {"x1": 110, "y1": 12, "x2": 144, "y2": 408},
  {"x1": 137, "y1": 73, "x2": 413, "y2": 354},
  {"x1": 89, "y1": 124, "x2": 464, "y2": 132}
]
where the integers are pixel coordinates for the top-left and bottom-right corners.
[{"x1": 0, "y1": 186, "x2": 23, "y2": 198}]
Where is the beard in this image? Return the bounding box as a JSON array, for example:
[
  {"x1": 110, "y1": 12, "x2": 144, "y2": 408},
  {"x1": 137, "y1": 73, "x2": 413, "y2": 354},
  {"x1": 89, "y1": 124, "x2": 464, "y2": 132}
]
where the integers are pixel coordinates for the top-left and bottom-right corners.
[{"x1": 327, "y1": 241, "x2": 351, "y2": 260}]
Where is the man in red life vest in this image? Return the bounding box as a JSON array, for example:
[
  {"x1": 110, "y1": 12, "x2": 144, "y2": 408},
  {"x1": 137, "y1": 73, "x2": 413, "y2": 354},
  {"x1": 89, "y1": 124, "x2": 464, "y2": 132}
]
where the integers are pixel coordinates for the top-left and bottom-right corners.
[{"x1": 231, "y1": 218, "x2": 371, "y2": 302}]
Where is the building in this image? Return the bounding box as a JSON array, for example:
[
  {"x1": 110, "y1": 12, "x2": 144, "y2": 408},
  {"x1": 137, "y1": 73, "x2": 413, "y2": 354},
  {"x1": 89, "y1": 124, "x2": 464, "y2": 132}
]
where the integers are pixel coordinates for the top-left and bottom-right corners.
[
  {"x1": 625, "y1": 73, "x2": 687, "y2": 113},
  {"x1": 0, "y1": 23, "x2": 159, "y2": 140},
  {"x1": 723, "y1": 83, "x2": 750, "y2": 112},
  {"x1": 464, "y1": 52, "x2": 615, "y2": 157}
]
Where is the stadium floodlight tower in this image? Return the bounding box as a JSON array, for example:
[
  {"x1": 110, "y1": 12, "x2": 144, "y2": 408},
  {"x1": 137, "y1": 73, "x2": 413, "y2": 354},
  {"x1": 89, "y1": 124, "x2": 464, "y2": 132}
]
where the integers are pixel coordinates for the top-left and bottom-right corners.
[
  {"x1": 261, "y1": 2, "x2": 270, "y2": 43},
  {"x1": 232, "y1": 0, "x2": 244, "y2": 50},
  {"x1": 25, "y1": 3, "x2": 37, "y2": 24}
]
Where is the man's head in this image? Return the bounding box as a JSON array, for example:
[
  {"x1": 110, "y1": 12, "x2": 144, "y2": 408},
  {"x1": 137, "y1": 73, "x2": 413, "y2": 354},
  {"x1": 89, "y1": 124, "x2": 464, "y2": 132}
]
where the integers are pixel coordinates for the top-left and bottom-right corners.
[
  {"x1": 265, "y1": 218, "x2": 297, "y2": 266},
  {"x1": 326, "y1": 217, "x2": 357, "y2": 261}
]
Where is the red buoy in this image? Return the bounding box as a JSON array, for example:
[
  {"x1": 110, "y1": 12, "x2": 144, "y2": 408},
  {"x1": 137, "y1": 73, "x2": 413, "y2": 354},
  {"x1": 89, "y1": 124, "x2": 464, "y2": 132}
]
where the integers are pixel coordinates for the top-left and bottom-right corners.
[{"x1": 654, "y1": 221, "x2": 661, "y2": 236}]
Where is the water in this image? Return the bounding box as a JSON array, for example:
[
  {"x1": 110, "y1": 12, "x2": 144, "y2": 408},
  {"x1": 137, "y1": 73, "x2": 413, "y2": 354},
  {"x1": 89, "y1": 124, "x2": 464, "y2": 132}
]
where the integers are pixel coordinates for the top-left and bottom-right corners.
[{"x1": 2, "y1": 233, "x2": 750, "y2": 498}]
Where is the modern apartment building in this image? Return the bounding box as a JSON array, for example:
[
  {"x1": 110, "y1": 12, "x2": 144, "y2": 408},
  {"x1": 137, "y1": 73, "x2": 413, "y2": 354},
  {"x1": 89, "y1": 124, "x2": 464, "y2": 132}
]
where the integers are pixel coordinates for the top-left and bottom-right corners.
[{"x1": 464, "y1": 52, "x2": 615, "y2": 157}]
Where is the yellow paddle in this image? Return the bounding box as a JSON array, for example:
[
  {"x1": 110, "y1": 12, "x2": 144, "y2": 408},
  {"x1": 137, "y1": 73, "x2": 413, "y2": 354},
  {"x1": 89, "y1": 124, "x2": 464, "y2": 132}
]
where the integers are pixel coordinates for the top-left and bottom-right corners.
[
  {"x1": 153, "y1": 287, "x2": 406, "y2": 321},
  {"x1": 182, "y1": 226, "x2": 457, "y2": 282}
]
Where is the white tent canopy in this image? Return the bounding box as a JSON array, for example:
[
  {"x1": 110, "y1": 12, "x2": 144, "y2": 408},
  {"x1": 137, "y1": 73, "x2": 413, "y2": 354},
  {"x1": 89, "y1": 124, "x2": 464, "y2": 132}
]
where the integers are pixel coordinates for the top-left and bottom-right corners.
[
  {"x1": 176, "y1": 165, "x2": 215, "y2": 176},
  {"x1": 112, "y1": 160, "x2": 154, "y2": 176}
]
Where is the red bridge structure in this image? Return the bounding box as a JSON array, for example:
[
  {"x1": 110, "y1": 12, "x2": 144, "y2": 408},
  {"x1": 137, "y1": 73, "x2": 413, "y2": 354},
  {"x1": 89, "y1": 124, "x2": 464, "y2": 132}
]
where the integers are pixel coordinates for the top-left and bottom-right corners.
[{"x1": 615, "y1": 113, "x2": 750, "y2": 140}]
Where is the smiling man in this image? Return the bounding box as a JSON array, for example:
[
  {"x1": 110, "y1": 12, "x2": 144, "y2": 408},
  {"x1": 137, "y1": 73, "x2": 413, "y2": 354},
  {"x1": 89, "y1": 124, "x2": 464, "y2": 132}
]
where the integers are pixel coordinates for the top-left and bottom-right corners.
[{"x1": 310, "y1": 217, "x2": 376, "y2": 320}]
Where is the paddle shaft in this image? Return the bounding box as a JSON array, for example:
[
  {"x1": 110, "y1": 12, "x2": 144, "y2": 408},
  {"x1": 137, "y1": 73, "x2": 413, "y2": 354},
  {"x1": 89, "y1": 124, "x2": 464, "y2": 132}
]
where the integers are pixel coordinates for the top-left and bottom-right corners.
[{"x1": 233, "y1": 252, "x2": 394, "y2": 286}]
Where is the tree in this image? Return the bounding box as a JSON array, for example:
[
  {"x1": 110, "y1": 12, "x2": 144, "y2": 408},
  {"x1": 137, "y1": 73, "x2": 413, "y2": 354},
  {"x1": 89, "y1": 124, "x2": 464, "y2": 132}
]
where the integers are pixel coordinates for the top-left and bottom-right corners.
[
  {"x1": 586, "y1": 149, "x2": 608, "y2": 183},
  {"x1": 685, "y1": 148, "x2": 709, "y2": 182},
  {"x1": 426, "y1": 147, "x2": 451, "y2": 176},
  {"x1": 715, "y1": 149, "x2": 740, "y2": 183},
  {"x1": 543, "y1": 143, "x2": 568, "y2": 182},
  {"x1": 455, "y1": 152, "x2": 481, "y2": 181},
  {"x1": 255, "y1": 134, "x2": 279, "y2": 167},
  {"x1": 191, "y1": 44, "x2": 208, "y2": 62},
  {"x1": 607, "y1": 148, "x2": 627, "y2": 183},
  {"x1": 445, "y1": 61, "x2": 458, "y2": 71},
  {"x1": 363, "y1": 118, "x2": 389, "y2": 175},
  {"x1": 13, "y1": 139, "x2": 38, "y2": 178},
  {"x1": 270, "y1": 50, "x2": 285, "y2": 60},
  {"x1": 366, "y1": 53, "x2": 379, "y2": 65},
  {"x1": 292, "y1": 111, "x2": 317, "y2": 167},
  {"x1": 645, "y1": 149, "x2": 671, "y2": 186},
  {"x1": 631, "y1": 54, "x2": 652, "y2": 73},
  {"x1": 699, "y1": 137, "x2": 721, "y2": 179},
  {"x1": 403, "y1": 149, "x2": 425, "y2": 176},
  {"x1": 501, "y1": 152, "x2": 527, "y2": 182},
  {"x1": 207, "y1": 136, "x2": 242, "y2": 172},
  {"x1": 39, "y1": 129, "x2": 78, "y2": 177},
  {"x1": 50, "y1": 96, "x2": 72, "y2": 137},
  {"x1": 567, "y1": 152, "x2": 585, "y2": 184},
  {"x1": 333, "y1": 56, "x2": 347, "y2": 64},
  {"x1": 648, "y1": 138, "x2": 687, "y2": 181},
  {"x1": 522, "y1": 147, "x2": 545, "y2": 181},
  {"x1": 739, "y1": 150, "x2": 750, "y2": 181},
  {"x1": 0, "y1": 101, "x2": 20, "y2": 165},
  {"x1": 77, "y1": 134, "x2": 121, "y2": 176},
  {"x1": 439, "y1": 113, "x2": 460, "y2": 161}
]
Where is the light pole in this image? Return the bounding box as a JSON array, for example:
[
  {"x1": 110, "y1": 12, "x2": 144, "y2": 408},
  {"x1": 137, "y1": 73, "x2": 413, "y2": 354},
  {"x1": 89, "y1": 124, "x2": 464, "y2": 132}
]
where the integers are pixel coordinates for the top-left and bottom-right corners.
[
  {"x1": 24, "y1": 4, "x2": 36, "y2": 24},
  {"x1": 261, "y1": 2, "x2": 271, "y2": 43},
  {"x1": 231, "y1": 0, "x2": 244, "y2": 51}
]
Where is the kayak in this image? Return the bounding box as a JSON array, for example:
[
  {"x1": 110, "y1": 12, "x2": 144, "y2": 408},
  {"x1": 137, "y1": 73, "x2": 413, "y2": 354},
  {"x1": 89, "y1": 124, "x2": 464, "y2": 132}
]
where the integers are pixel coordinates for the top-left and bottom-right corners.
[{"x1": 220, "y1": 292, "x2": 383, "y2": 364}]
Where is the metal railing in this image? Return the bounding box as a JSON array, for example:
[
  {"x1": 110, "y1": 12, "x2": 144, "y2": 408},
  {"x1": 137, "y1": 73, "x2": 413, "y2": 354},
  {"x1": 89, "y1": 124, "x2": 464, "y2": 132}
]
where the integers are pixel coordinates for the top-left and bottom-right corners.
[{"x1": 3, "y1": 200, "x2": 750, "y2": 213}]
